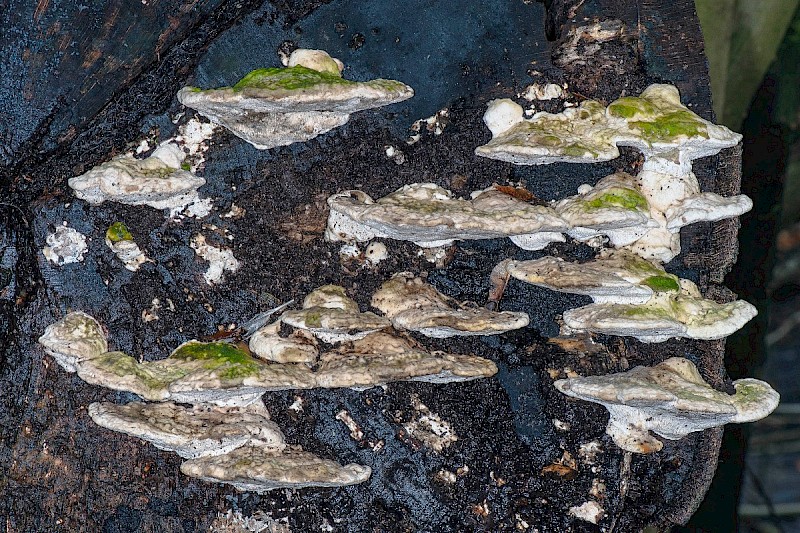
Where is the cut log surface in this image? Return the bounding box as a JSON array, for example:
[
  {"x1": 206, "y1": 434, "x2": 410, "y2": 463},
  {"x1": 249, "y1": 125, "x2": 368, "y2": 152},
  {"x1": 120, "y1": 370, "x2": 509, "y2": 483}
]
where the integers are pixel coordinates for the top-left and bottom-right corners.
[{"x1": 0, "y1": 0, "x2": 740, "y2": 531}]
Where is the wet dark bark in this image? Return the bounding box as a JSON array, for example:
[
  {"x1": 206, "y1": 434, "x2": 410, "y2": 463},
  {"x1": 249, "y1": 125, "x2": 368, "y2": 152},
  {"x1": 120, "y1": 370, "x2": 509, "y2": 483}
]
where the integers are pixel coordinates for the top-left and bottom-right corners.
[{"x1": 0, "y1": 1, "x2": 741, "y2": 531}]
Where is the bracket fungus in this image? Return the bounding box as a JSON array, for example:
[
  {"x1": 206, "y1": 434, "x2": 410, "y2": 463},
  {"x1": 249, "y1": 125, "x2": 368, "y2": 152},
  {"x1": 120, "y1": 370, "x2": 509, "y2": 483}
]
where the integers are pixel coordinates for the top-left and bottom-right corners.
[
  {"x1": 475, "y1": 84, "x2": 741, "y2": 167},
  {"x1": 180, "y1": 446, "x2": 372, "y2": 492},
  {"x1": 554, "y1": 172, "x2": 656, "y2": 246},
  {"x1": 38, "y1": 311, "x2": 107, "y2": 373},
  {"x1": 314, "y1": 332, "x2": 498, "y2": 388},
  {"x1": 372, "y1": 272, "x2": 529, "y2": 338},
  {"x1": 325, "y1": 183, "x2": 569, "y2": 250},
  {"x1": 105, "y1": 222, "x2": 149, "y2": 272},
  {"x1": 279, "y1": 284, "x2": 391, "y2": 343},
  {"x1": 248, "y1": 321, "x2": 320, "y2": 364},
  {"x1": 68, "y1": 144, "x2": 206, "y2": 210},
  {"x1": 554, "y1": 357, "x2": 779, "y2": 453},
  {"x1": 88, "y1": 401, "x2": 285, "y2": 459},
  {"x1": 177, "y1": 49, "x2": 413, "y2": 150},
  {"x1": 491, "y1": 250, "x2": 679, "y2": 305},
  {"x1": 560, "y1": 278, "x2": 757, "y2": 343}
]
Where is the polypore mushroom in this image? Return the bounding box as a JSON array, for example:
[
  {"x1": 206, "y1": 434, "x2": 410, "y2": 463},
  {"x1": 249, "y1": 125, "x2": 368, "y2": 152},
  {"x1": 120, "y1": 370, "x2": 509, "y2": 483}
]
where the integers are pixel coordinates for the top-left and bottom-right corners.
[
  {"x1": 88, "y1": 401, "x2": 285, "y2": 458},
  {"x1": 248, "y1": 320, "x2": 319, "y2": 364},
  {"x1": 371, "y1": 272, "x2": 529, "y2": 337},
  {"x1": 279, "y1": 284, "x2": 391, "y2": 343},
  {"x1": 554, "y1": 357, "x2": 780, "y2": 453},
  {"x1": 325, "y1": 183, "x2": 568, "y2": 250},
  {"x1": 491, "y1": 250, "x2": 679, "y2": 305},
  {"x1": 38, "y1": 311, "x2": 107, "y2": 372},
  {"x1": 554, "y1": 172, "x2": 656, "y2": 246},
  {"x1": 476, "y1": 84, "x2": 741, "y2": 167},
  {"x1": 105, "y1": 222, "x2": 149, "y2": 272},
  {"x1": 180, "y1": 446, "x2": 372, "y2": 492},
  {"x1": 68, "y1": 144, "x2": 205, "y2": 210},
  {"x1": 560, "y1": 279, "x2": 757, "y2": 343},
  {"x1": 76, "y1": 341, "x2": 315, "y2": 405},
  {"x1": 314, "y1": 332, "x2": 498, "y2": 388},
  {"x1": 177, "y1": 49, "x2": 413, "y2": 150}
]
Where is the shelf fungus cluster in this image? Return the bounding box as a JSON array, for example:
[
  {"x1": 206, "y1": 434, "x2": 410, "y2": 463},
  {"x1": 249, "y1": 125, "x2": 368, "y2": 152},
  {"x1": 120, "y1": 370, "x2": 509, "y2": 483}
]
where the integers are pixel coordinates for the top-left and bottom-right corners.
[
  {"x1": 476, "y1": 84, "x2": 752, "y2": 262},
  {"x1": 177, "y1": 49, "x2": 414, "y2": 150},
  {"x1": 555, "y1": 358, "x2": 779, "y2": 453},
  {"x1": 68, "y1": 144, "x2": 205, "y2": 210},
  {"x1": 38, "y1": 294, "x2": 499, "y2": 489},
  {"x1": 491, "y1": 250, "x2": 757, "y2": 343}
]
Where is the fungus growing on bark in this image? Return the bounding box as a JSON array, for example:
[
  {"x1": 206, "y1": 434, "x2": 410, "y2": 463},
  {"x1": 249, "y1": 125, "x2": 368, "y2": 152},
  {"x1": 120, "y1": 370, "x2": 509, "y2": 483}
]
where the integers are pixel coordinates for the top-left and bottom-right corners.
[
  {"x1": 38, "y1": 311, "x2": 107, "y2": 372},
  {"x1": 248, "y1": 321, "x2": 319, "y2": 364},
  {"x1": 490, "y1": 250, "x2": 678, "y2": 305},
  {"x1": 554, "y1": 357, "x2": 780, "y2": 453},
  {"x1": 68, "y1": 144, "x2": 205, "y2": 210},
  {"x1": 177, "y1": 49, "x2": 413, "y2": 150},
  {"x1": 554, "y1": 172, "x2": 655, "y2": 246},
  {"x1": 180, "y1": 446, "x2": 372, "y2": 492},
  {"x1": 325, "y1": 183, "x2": 568, "y2": 250},
  {"x1": 88, "y1": 401, "x2": 285, "y2": 458},
  {"x1": 279, "y1": 284, "x2": 391, "y2": 343},
  {"x1": 314, "y1": 332, "x2": 498, "y2": 388},
  {"x1": 105, "y1": 222, "x2": 149, "y2": 272},
  {"x1": 371, "y1": 272, "x2": 529, "y2": 337},
  {"x1": 190, "y1": 234, "x2": 240, "y2": 285},
  {"x1": 560, "y1": 278, "x2": 757, "y2": 343}
]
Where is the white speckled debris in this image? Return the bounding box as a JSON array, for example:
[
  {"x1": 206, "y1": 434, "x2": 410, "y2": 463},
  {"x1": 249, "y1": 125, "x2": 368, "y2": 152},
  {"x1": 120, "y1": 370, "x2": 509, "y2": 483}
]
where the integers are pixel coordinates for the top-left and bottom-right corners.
[
  {"x1": 314, "y1": 332, "x2": 498, "y2": 388},
  {"x1": 403, "y1": 395, "x2": 458, "y2": 452},
  {"x1": 177, "y1": 49, "x2": 413, "y2": 150},
  {"x1": 190, "y1": 234, "x2": 240, "y2": 285},
  {"x1": 555, "y1": 357, "x2": 780, "y2": 453},
  {"x1": 325, "y1": 183, "x2": 568, "y2": 250},
  {"x1": 249, "y1": 320, "x2": 319, "y2": 364},
  {"x1": 554, "y1": 172, "x2": 655, "y2": 246},
  {"x1": 494, "y1": 249, "x2": 679, "y2": 305},
  {"x1": 68, "y1": 143, "x2": 205, "y2": 210},
  {"x1": 280, "y1": 284, "x2": 391, "y2": 343},
  {"x1": 38, "y1": 311, "x2": 107, "y2": 372},
  {"x1": 569, "y1": 501, "x2": 605, "y2": 524},
  {"x1": 371, "y1": 272, "x2": 529, "y2": 337},
  {"x1": 180, "y1": 446, "x2": 371, "y2": 492},
  {"x1": 105, "y1": 222, "x2": 149, "y2": 272},
  {"x1": 560, "y1": 278, "x2": 757, "y2": 342},
  {"x1": 476, "y1": 84, "x2": 741, "y2": 167},
  {"x1": 43, "y1": 224, "x2": 88, "y2": 265},
  {"x1": 522, "y1": 83, "x2": 564, "y2": 101},
  {"x1": 88, "y1": 401, "x2": 285, "y2": 459}
]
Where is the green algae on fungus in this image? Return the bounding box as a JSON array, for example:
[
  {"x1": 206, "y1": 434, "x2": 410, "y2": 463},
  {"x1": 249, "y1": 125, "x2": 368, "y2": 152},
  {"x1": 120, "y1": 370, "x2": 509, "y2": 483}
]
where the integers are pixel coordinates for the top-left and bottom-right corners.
[
  {"x1": 176, "y1": 48, "x2": 413, "y2": 151},
  {"x1": 641, "y1": 275, "x2": 680, "y2": 293},
  {"x1": 562, "y1": 278, "x2": 757, "y2": 343},
  {"x1": 585, "y1": 189, "x2": 648, "y2": 211},
  {"x1": 106, "y1": 222, "x2": 133, "y2": 243},
  {"x1": 171, "y1": 341, "x2": 260, "y2": 379},
  {"x1": 232, "y1": 66, "x2": 354, "y2": 92},
  {"x1": 476, "y1": 83, "x2": 741, "y2": 166}
]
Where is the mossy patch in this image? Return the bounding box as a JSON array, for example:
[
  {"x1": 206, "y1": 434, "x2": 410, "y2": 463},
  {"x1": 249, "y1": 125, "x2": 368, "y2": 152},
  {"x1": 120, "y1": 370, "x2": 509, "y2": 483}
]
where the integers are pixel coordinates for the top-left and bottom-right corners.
[
  {"x1": 171, "y1": 341, "x2": 260, "y2": 379},
  {"x1": 586, "y1": 188, "x2": 647, "y2": 210},
  {"x1": 233, "y1": 66, "x2": 354, "y2": 92},
  {"x1": 641, "y1": 275, "x2": 680, "y2": 292},
  {"x1": 305, "y1": 310, "x2": 323, "y2": 328},
  {"x1": 106, "y1": 222, "x2": 133, "y2": 243},
  {"x1": 629, "y1": 110, "x2": 709, "y2": 143},
  {"x1": 607, "y1": 96, "x2": 658, "y2": 119}
]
